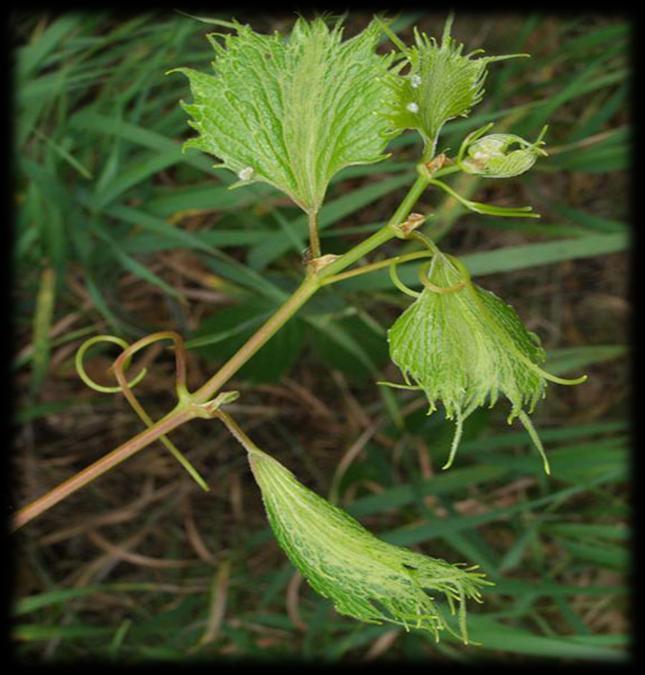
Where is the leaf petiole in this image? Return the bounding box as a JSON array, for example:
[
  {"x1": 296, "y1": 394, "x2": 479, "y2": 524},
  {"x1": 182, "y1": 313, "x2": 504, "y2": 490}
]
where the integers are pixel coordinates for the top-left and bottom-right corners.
[{"x1": 321, "y1": 249, "x2": 434, "y2": 286}]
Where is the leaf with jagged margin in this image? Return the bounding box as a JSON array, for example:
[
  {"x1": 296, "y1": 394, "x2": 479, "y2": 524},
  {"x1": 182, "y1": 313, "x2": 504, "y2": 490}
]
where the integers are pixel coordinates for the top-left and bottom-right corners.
[
  {"x1": 386, "y1": 253, "x2": 585, "y2": 473},
  {"x1": 383, "y1": 16, "x2": 527, "y2": 159},
  {"x1": 389, "y1": 254, "x2": 546, "y2": 424},
  {"x1": 248, "y1": 445, "x2": 491, "y2": 642},
  {"x1": 170, "y1": 17, "x2": 401, "y2": 215}
]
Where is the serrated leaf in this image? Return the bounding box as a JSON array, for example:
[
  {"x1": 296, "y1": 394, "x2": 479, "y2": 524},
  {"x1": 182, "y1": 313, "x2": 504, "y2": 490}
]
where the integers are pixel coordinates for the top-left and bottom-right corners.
[
  {"x1": 383, "y1": 16, "x2": 526, "y2": 158},
  {"x1": 172, "y1": 17, "x2": 400, "y2": 214},
  {"x1": 386, "y1": 253, "x2": 585, "y2": 472},
  {"x1": 388, "y1": 254, "x2": 546, "y2": 420},
  {"x1": 247, "y1": 445, "x2": 491, "y2": 641}
]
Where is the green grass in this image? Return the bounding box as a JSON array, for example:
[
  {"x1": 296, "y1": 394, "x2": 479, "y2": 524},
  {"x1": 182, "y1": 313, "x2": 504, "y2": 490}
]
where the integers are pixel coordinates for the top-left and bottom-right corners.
[{"x1": 12, "y1": 11, "x2": 629, "y2": 662}]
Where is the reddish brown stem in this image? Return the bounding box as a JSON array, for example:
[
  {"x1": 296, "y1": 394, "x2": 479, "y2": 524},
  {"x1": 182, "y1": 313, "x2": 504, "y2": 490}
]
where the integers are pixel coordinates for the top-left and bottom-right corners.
[
  {"x1": 12, "y1": 407, "x2": 196, "y2": 530},
  {"x1": 12, "y1": 173, "x2": 432, "y2": 531}
]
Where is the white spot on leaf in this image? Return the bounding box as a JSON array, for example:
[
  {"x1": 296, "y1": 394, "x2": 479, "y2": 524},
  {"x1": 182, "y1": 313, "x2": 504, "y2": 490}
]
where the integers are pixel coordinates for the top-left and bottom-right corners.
[{"x1": 238, "y1": 166, "x2": 254, "y2": 181}]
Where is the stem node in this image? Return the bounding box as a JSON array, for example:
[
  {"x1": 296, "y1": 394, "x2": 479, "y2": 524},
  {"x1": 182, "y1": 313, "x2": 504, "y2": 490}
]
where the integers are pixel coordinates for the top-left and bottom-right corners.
[
  {"x1": 192, "y1": 391, "x2": 241, "y2": 418},
  {"x1": 392, "y1": 212, "x2": 426, "y2": 239}
]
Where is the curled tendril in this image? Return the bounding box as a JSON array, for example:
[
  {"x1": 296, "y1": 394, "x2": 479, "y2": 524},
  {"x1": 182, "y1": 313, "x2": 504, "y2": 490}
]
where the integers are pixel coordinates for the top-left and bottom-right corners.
[
  {"x1": 75, "y1": 335, "x2": 148, "y2": 394},
  {"x1": 111, "y1": 331, "x2": 189, "y2": 401},
  {"x1": 75, "y1": 331, "x2": 209, "y2": 491},
  {"x1": 418, "y1": 260, "x2": 466, "y2": 295},
  {"x1": 389, "y1": 260, "x2": 422, "y2": 298},
  {"x1": 388, "y1": 232, "x2": 466, "y2": 298}
]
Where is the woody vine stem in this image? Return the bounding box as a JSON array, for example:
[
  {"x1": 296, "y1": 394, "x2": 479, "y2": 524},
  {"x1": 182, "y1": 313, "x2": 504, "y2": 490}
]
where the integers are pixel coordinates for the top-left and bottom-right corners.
[{"x1": 13, "y1": 165, "x2": 441, "y2": 531}]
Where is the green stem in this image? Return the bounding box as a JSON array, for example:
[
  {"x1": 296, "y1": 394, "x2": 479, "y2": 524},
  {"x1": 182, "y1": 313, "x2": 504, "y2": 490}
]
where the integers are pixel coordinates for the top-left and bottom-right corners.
[
  {"x1": 389, "y1": 262, "x2": 421, "y2": 298},
  {"x1": 321, "y1": 250, "x2": 434, "y2": 286},
  {"x1": 425, "y1": 174, "x2": 537, "y2": 219},
  {"x1": 319, "y1": 173, "x2": 430, "y2": 279},
  {"x1": 214, "y1": 410, "x2": 267, "y2": 459},
  {"x1": 308, "y1": 210, "x2": 321, "y2": 259},
  {"x1": 431, "y1": 165, "x2": 461, "y2": 180},
  {"x1": 191, "y1": 276, "x2": 320, "y2": 405},
  {"x1": 13, "y1": 172, "x2": 431, "y2": 530},
  {"x1": 409, "y1": 230, "x2": 441, "y2": 256},
  {"x1": 111, "y1": 333, "x2": 209, "y2": 491}
]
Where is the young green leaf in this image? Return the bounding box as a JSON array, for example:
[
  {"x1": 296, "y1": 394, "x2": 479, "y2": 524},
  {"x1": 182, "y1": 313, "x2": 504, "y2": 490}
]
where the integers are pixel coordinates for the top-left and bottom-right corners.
[
  {"x1": 386, "y1": 253, "x2": 586, "y2": 473},
  {"x1": 383, "y1": 15, "x2": 527, "y2": 159},
  {"x1": 170, "y1": 17, "x2": 401, "y2": 215},
  {"x1": 247, "y1": 442, "x2": 490, "y2": 642}
]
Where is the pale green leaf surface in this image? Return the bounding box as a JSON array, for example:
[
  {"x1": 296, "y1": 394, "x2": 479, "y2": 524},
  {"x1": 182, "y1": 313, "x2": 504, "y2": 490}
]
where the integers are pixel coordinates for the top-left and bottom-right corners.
[
  {"x1": 384, "y1": 18, "x2": 525, "y2": 156},
  {"x1": 172, "y1": 17, "x2": 400, "y2": 213},
  {"x1": 248, "y1": 447, "x2": 491, "y2": 642},
  {"x1": 388, "y1": 254, "x2": 546, "y2": 424},
  {"x1": 385, "y1": 252, "x2": 583, "y2": 472}
]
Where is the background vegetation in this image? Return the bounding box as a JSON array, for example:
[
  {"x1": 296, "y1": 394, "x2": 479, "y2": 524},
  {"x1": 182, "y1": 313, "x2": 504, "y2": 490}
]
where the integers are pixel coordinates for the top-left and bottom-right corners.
[{"x1": 11, "y1": 10, "x2": 630, "y2": 662}]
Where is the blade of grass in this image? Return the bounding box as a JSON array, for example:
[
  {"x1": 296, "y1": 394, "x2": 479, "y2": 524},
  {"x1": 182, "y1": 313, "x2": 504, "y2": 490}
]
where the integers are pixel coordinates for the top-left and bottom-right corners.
[
  {"x1": 29, "y1": 267, "x2": 57, "y2": 395},
  {"x1": 336, "y1": 233, "x2": 628, "y2": 292},
  {"x1": 89, "y1": 223, "x2": 184, "y2": 301}
]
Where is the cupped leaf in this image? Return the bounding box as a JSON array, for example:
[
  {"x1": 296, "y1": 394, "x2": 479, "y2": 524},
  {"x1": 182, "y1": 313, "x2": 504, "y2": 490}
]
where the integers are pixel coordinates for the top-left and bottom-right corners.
[
  {"x1": 389, "y1": 253, "x2": 546, "y2": 421},
  {"x1": 383, "y1": 16, "x2": 527, "y2": 158},
  {"x1": 171, "y1": 17, "x2": 401, "y2": 214},
  {"x1": 387, "y1": 253, "x2": 585, "y2": 472},
  {"x1": 248, "y1": 444, "x2": 490, "y2": 641}
]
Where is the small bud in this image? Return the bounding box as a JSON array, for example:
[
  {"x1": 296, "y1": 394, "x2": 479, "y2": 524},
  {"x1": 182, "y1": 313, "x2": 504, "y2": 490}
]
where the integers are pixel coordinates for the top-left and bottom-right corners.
[
  {"x1": 247, "y1": 445, "x2": 491, "y2": 640},
  {"x1": 410, "y1": 74, "x2": 422, "y2": 88},
  {"x1": 394, "y1": 212, "x2": 426, "y2": 238},
  {"x1": 307, "y1": 253, "x2": 340, "y2": 272},
  {"x1": 458, "y1": 128, "x2": 547, "y2": 178},
  {"x1": 406, "y1": 102, "x2": 420, "y2": 113},
  {"x1": 425, "y1": 152, "x2": 448, "y2": 175}
]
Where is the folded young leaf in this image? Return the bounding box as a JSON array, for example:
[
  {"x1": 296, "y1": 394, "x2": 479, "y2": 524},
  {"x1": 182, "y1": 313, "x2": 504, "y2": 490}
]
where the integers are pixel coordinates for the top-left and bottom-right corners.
[
  {"x1": 171, "y1": 17, "x2": 401, "y2": 214},
  {"x1": 383, "y1": 16, "x2": 527, "y2": 159},
  {"x1": 248, "y1": 443, "x2": 490, "y2": 642}
]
